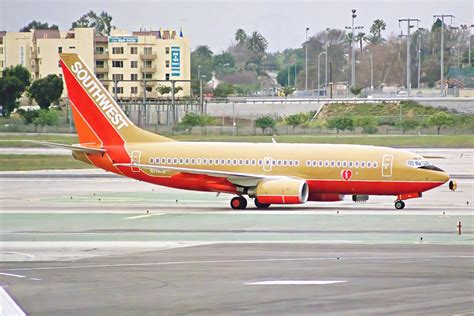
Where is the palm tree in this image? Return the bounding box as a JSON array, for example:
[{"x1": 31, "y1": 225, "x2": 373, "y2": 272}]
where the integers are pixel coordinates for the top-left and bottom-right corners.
[
  {"x1": 235, "y1": 29, "x2": 247, "y2": 44},
  {"x1": 367, "y1": 19, "x2": 387, "y2": 45},
  {"x1": 194, "y1": 45, "x2": 213, "y2": 60},
  {"x1": 356, "y1": 32, "x2": 366, "y2": 53},
  {"x1": 247, "y1": 31, "x2": 268, "y2": 54}
]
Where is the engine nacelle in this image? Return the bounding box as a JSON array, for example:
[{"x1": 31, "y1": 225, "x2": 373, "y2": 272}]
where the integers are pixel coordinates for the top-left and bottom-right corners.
[
  {"x1": 250, "y1": 179, "x2": 309, "y2": 204},
  {"x1": 308, "y1": 193, "x2": 344, "y2": 202}
]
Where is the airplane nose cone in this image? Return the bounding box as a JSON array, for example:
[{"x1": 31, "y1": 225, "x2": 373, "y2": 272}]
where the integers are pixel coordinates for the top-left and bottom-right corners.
[{"x1": 440, "y1": 171, "x2": 450, "y2": 184}]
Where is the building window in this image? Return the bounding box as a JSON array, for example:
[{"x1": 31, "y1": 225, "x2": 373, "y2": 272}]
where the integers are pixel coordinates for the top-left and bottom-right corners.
[
  {"x1": 112, "y1": 60, "x2": 123, "y2": 68},
  {"x1": 112, "y1": 74, "x2": 123, "y2": 81},
  {"x1": 112, "y1": 87, "x2": 124, "y2": 94},
  {"x1": 146, "y1": 86, "x2": 152, "y2": 92},
  {"x1": 69, "y1": 46, "x2": 76, "y2": 49},
  {"x1": 0, "y1": 47, "x2": 3, "y2": 54},
  {"x1": 131, "y1": 87, "x2": 138, "y2": 94},
  {"x1": 131, "y1": 61, "x2": 138, "y2": 68},
  {"x1": 112, "y1": 47, "x2": 124, "y2": 54},
  {"x1": 165, "y1": 47, "x2": 170, "y2": 54},
  {"x1": 95, "y1": 47, "x2": 105, "y2": 54},
  {"x1": 144, "y1": 47, "x2": 152, "y2": 55},
  {"x1": 58, "y1": 60, "x2": 61, "y2": 67},
  {"x1": 96, "y1": 60, "x2": 105, "y2": 68},
  {"x1": 58, "y1": 47, "x2": 62, "y2": 53},
  {"x1": 130, "y1": 47, "x2": 138, "y2": 54},
  {"x1": 145, "y1": 60, "x2": 153, "y2": 67},
  {"x1": 96, "y1": 73, "x2": 105, "y2": 80},
  {"x1": 38, "y1": 47, "x2": 40, "y2": 54},
  {"x1": 131, "y1": 74, "x2": 138, "y2": 81},
  {"x1": 165, "y1": 60, "x2": 170, "y2": 68},
  {"x1": 143, "y1": 73, "x2": 153, "y2": 79},
  {"x1": 165, "y1": 73, "x2": 170, "y2": 80}
]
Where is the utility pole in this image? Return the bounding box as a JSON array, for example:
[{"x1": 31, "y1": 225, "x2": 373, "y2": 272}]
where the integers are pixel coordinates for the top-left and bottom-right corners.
[
  {"x1": 417, "y1": 30, "x2": 423, "y2": 90},
  {"x1": 305, "y1": 27, "x2": 309, "y2": 92},
  {"x1": 460, "y1": 25, "x2": 473, "y2": 66},
  {"x1": 317, "y1": 51, "x2": 326, "y2": 95},
  {"x1": 325, "y1": 28, "x2": 329, "y2": 90},
  {"x1": 345, "y1": 10, "x2": 363, "y2": 88},
  {"x1": 399, "y1": 18, "x2": 420, "y2": 97},
  {"x1": 433, "y1": 14, "x2": 455, "y2": 96}
]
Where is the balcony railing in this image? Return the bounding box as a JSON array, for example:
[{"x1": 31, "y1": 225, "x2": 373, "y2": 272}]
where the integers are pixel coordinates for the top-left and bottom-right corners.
[
  {"x1": 140, "y1": 52, "x2": 157, "y2": 60},
  {"x1": 140, "y1": 66, "x2": 157, "y2": 72},
  {"x1": 95, "y1": 65, "x2": 109, "y2": 73},
  {"x1": 94, "y1": 53, "x2": 109, "y2": 60}
]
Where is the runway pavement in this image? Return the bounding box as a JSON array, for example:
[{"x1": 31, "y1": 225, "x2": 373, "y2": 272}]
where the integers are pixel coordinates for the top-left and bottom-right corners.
[{"x1": 0, "y1": 154, "x2": 473, "y2": 315}]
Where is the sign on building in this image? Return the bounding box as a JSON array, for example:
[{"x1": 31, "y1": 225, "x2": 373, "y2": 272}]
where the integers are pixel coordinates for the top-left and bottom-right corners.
[
  {"x1": 171, "y1": 46, "x2": 180, "y2": 77},
  {"x1": 109, "y1": 36, "x2": 138, "y2": 43}
]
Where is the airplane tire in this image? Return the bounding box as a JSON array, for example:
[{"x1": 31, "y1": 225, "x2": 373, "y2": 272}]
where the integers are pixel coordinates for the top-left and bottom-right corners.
[
  {"x1": 394, "y1": 200, "x2": 405, "y2": 210},
  {"x1": 254, "y1": 198, "x2": 271, "y2": 209},
  {"x1": 231, "y1": 196, "x2": 247, "y2": 210}
]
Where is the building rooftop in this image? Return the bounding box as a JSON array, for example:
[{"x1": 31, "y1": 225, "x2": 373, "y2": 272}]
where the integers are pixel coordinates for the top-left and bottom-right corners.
[{"x1": 32, "y1": 29, "x2": 60, "y2": 41}]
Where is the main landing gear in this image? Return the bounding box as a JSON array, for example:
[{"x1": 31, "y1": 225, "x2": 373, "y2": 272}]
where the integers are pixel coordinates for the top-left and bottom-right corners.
[
  {"x1": 394, "y1": 200, "x2": 406, "y2": 210},
  {"x1": 230, "y1": 196, "x2": 272, "y2": 209},
  {"x1": 231, "y1": 196, "x2": 247, "y2": 209}
]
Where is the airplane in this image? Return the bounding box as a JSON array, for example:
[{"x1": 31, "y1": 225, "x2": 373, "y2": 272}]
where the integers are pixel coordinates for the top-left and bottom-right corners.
[{"x1": 38, "y1": 53, "x2": 450, "y2": 210}]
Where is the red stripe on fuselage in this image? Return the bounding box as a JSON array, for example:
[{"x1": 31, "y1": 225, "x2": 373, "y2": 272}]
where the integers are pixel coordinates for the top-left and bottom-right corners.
[{"x1": 306, "y1": 179, "x2": 444, "y2": 195}]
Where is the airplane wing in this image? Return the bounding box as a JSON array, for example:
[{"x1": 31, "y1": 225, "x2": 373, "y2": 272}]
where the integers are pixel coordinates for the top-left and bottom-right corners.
[
  {"x1": 114, "y1": 162, "x2": 288, "y2": 186},
  {"x1": 27, "y1": 141, "x2": 106, "y2": 155}
]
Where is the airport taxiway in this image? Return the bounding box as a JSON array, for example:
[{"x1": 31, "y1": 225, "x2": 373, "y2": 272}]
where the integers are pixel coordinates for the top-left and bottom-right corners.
[{"x1": 0, "y1": 150, "x2": 473, "y2": 315}]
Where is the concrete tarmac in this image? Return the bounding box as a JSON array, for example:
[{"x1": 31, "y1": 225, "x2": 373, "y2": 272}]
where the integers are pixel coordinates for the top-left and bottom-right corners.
[{"x1": 0, "y1": 154, "x2": 473, "y2": 315}]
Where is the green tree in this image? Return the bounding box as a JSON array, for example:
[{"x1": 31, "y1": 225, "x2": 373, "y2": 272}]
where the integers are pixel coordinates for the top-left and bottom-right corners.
[
  {"x1": 235, "y1": 29, "x2": 248, "y2": 44},
  {"x1": 213, "y1": 52, "x2": 236, "y2": 69},
  {"x1": 180, "y1": 112, "x2": 202, "y2": 132},
  {"x1": 0, "y1": 77, "x2": 24, "y2": 116},
  {"x1": 194, "y1": 45, "x2": 213, "y2": 60},
  {"x1": 0, "y1": 65, "x2": 31, "y2": 116},
  {"x1": 354, "y1": 115, "x2": 378, "y2": 134},
  {"x1": 71, "y1": 10, "x2": 115, "y2": 36},
  {"x1": 255, "y1": 116, "x2": 276, "y2": 134},
  {"x1": 213, "y1": 83, "x2": 235, "y2": 98},
  {"x1": 247, "y1": 31, "x2": 268, "y2": 54},
  {"x1": 327, "y1": 116, "x2": 354, "y2": 134},
  {"x1": 366, "y1": 19, "x2": 386, "y2": 45},
  {"x1": 28, "y1": 74, "x2": 63, "y2": 109},
  {"x1": 19, "y1": 21, "x2": 59, "y2": 32},
  {"x1": 16, "y1": 109, "x2": 40, "y2": 124},
  {"x1": 281, "y1": 86, "x2": 295, "y2": 97},
  {"x1": 350, "y1": 86, "x2": 363, "y2": 97},
  {"x1": 427, "y1": 112, "x2": 454, "y2": 135},
  {"x1": 33, "y1": 109, "x2": 59, "y2": 132},
  {"x1": 3, "y1": 65, "x2": 31, "y2": 90},
  {"x1": 285, "y1": 113, "x2": 307, "y2": 131},
  {"x1": 398, "y1": 117, "x2": 419, "y2": 134},
  {"x1": 355, "y1": 32, "x2": 366, "y2": 53},
  {"x1": 157, "y1": 85, "x2": 183, "y2": 96}
]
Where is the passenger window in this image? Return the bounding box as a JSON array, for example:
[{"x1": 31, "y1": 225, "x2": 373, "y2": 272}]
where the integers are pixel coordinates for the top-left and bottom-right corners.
[
  {"x1": 373, "y1": 161, "x2": 378, "y2": 168},
  {"x1": 173, "y1": 158, "x2": 178, "y2": 164},
  {"x1": 196, "y1": 158, "x2": 202, "y2": 165},
  {"x1": 330, "y1": 161, "x2": 335, "y2": 167},
  {"x1": 203, "y1": 158, "x2": 208, "y2": 165},
  {"x1": 324, "y1": 160, "x2": 329, "y2": 167},
  {"x1": 342, "y1": 161, "x2": 347, "y2": 168},
  {"x1": 336, "y1": 161, "x2": 341, "y2": 168},
  {"x1": 354, "y1": 161, "x2": 360, "y2": 168},
  {"x1": 149, "y1": 157, "x2": 154, "y2": 164},
  {"x1": 226, "y1": 159, "x2": 231, "y2": 165},
  {"x1": 306, "y1": 160, "x2": 311, "y2": 167},
  {"x1": 221, "y1": 159, "x2": 225, "y2": 165},
  {"x1": 185, "y1": 158, "x2": 190, "y2": 164},
  {"x1": 289, "y1": 160, "x2": 293, "y2": 166},
  {"x1": 239, "y1": 159, "x2": 244, "y2": 165},
  {"x1": 295, "y1": 160, "x2": 300, "y2": 166},
  {"x1": 361, "y1": 161, "x2": 366, "y2": 168},
  {"x1": 348, "y1": 161, "x2": 353, "y2": 168},
  {"x1": 161, "y1": 158, "x2": 166, "y2": 164},
  {"x1": 167, "y1": 158, "x2": 172, "y2": 164},
  {"x1": 179, "y1": 158, "x2": 184, "y2": 164},
  {"x1": 191, "y1": 158, "x2": 196, "y2": 165},
  {"x1": 367, "y1": 161, "x2": 372, "y2": 168},
  {"x1": 233, "y1": 159, "x2": 238, "y2": 165},
  {"x1": 251, "y1": 159, "x2": 256, "y2": 166},
  {"x1": 258, "y1": 159, "x2": 263, "y2": 166},
  {"x1": 311, "y1": 160, "x2": 316, "y2": 167},
  {"x1": 318, "y1": 160, "x2": 323, "y2": 167}
]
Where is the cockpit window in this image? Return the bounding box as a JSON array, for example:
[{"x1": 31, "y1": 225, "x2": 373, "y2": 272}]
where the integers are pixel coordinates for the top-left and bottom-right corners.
[{"x1": 406, "y1": 159, "x2": 431, "y2": 168}]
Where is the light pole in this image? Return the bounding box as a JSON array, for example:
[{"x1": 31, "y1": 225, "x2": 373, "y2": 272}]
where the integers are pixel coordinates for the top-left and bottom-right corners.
[
  {"x1": 305, "y1": 27, "x2": 309, "y2": 91},
  {"x1": 325, "y1": 28, "x2": 329, "y2": 89},
  {"x1": 434, "y1": 14, "x2": 455, "y2": 96},
  {"x1": 417, "y1": 28, "x2": 425, "y2": 90},
  {"x1": 399, "y1": 18, "x2": 420, "y2": 97},
  {"x1": 460, "y1": 24, "x2": 473, "y2": 66},
  {"x1": 451, "y1": 46, "x2": 460, "y2": 68},
  {"x1": 351, "y1": 9, "x2": 356, "y2": 87},
  {"x1": 198, "y1": 65, "x2": 203, "y2": 114},
  {"x1": 365, "y1": 50, "x2": 373, "y2": 94},
  {"x1": 317, "y1": 51, "x2": 326, "y2": 95}
]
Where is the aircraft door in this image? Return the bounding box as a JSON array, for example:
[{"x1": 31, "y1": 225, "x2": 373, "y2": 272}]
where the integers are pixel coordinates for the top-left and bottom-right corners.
[
  {"x1": 131, "y1": 151, "x2": 141, "y2": 173},
  {"x1": 263, "y1": 157, "x2": 273, "y2": 172},
  {"x1": 382, "y1": 154, "x2": 393, "y2": 177}
]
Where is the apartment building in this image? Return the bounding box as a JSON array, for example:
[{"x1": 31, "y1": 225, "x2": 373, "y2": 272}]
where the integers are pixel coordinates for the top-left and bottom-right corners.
[
  {"x1": 0, "y1": 27, "x2": 191, "y2": 98},
  {"x1": 95, "y1": 29, "x2": 190, "y2": 99}
]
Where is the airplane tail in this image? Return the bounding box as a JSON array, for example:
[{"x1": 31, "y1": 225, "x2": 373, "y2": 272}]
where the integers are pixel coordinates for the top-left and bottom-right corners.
[{"x1": 59, "y1": 53, "x2": 173, "y2": 146}]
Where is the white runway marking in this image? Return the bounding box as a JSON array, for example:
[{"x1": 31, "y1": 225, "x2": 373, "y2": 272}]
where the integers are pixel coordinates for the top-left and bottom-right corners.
[
  {"x1": 122, "y1": 213, "x2": 164, "y2": 219},
  {"x1": 0, "y1": 272, "x2": 26, "y2": 278},
  {"x1": 4, "y1": 255, "x2": 474, "y2": 272},
  {"x1": 245, "y1": 280, "x2": 347, "y2": 285},
  {"x1": 0, "y1": 287, "x2": 26, "y2": 316}
]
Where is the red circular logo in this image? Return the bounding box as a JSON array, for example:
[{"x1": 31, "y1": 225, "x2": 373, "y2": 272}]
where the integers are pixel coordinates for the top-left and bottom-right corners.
[{"x1": 341, "y1": 169, "x2": 352, "y2": 181}]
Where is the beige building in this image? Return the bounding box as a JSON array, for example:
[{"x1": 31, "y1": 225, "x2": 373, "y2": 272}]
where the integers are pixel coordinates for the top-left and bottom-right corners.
[{"x1": 0, "y1": 27, "x2": 191, "y2": 99}]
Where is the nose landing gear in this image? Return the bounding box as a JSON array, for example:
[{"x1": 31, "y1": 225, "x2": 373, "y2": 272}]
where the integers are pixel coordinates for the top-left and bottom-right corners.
[
  {"x1": 394, "y1": 200, "x2": 405, "y2": 210},
  {"x1": 230, "y1": 196, "x2": 247, "y2": 209}
]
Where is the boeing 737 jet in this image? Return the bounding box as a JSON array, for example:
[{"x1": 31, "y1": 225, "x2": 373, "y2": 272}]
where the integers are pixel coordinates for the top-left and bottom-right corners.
[{"x1": 40, "y1": 53, "x2": 450, "y2": 210}]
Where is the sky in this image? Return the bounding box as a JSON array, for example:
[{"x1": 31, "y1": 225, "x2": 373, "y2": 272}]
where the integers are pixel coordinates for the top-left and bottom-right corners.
[{"x1": 1, "y1": 0, "x2": 472, "y2": 52}]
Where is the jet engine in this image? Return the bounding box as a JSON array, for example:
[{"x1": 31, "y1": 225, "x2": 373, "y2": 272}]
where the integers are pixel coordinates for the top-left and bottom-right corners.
[{"x1": 248, "y1": 179, "x2": 309, "y2": 204}]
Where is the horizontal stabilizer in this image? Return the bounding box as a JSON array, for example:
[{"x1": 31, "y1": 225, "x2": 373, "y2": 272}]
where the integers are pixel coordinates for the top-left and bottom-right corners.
[{"x1": 27, "y1": 140, "x2": 106, "y2": 154}]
